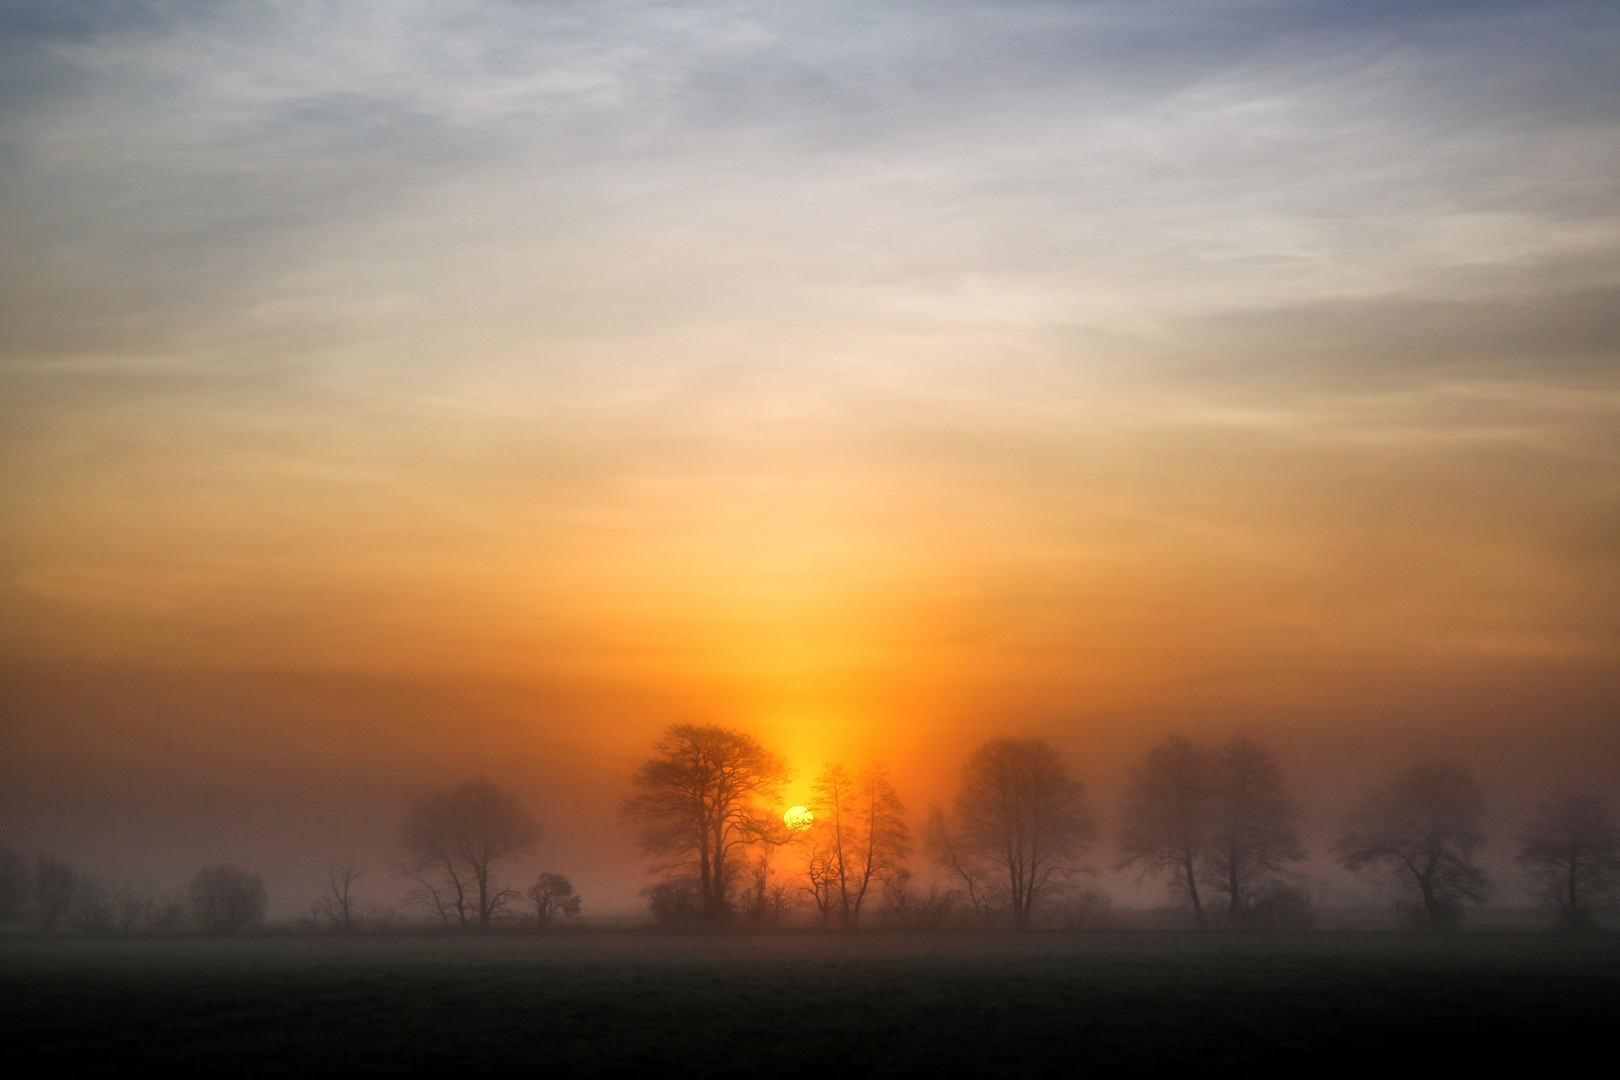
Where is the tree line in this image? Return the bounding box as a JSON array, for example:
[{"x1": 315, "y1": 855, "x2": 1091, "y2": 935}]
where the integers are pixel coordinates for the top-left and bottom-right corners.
[
  {"x1": 0, "y1": 854, "x2": 269, "y2": 935},
  {"x1": 3, "y1": 727, "x2": 1613, "y2": 936},
  {"x1": 621, "y1": 724, "x2": 1619, "y2": 934}
]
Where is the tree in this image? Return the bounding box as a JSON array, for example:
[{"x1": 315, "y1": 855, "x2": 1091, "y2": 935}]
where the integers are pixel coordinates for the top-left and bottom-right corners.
[
  {"x1": 315, "y1": 856, "x2": 366, "y2": 934},
  {"x1": 34, "y1": 854, "x2": 78, "y2": 933},
  {"x1": 740, "y1": 851, "x2": 798, "y2": 929},
  {"x1": 801, "y1": 761, "x2": 911, "y2": 929},
  {"x1": 878, "y1": 868, "x2": 959, "y2": 930},
  {"x1": 1204, "y1": 737, "x2": 1306, "y2": 929},
  {"x1": 1517, "y1": 793, "x2": 1619, "y2": 933},
  {"x1": 526, "y1": 872, "x2": 582, "y2": 926},
  {"x1": 111, "y1": 879, "x2": 153, "y2": 936},
  {"x1": 402, "y1": 777, "x2": 541, "y2": 932},
  {"x1": 189, "y1": 865, "x2": 268, "y2": 934},
  {"x1": 1334, "y1": 760, "x2": 1489, "y2": 933},
  {"x1": 622, "y1": 724, "x2": 790, "y2": 928},
  {"x1": 643, "y1": 876, "x2": 703, "y2": 929},
  {"x1": 932, "y1": 738, "x2": 1096, "y2": 929},
  {"x1": 1115, "y1": 736, "x2": 1216, "y2": 929}
]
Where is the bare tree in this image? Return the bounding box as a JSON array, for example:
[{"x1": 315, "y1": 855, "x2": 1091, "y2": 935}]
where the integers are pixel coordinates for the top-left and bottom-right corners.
[
  {"x1": 802, "y1": 761, "x2": 911, "y2": 929},
  {"x1": 878, "y1": 868, "x2": 959, "y2": 930},
  {"x1": 933, "y1": 738, "x2": 1096, "y2": 929},
  {"x1": 1517, "y1": 793, "x2": 1619, "y2": 933},
  {"x1": 70, "y1": 878, "x2": 115, "y2": 936},
  {"x1": 403, "y1": 777, "x2": 541, "y2": 932},
  {"x1": 189, "y1": 865, "x2": 268, "y2": 935},
  {"x1": 803, "y1": 840, "x2": 842, "y2": 927},
  {"x1": 34, "y1": 854, "x2": 78, "y2": 933},
  {"x1": 146, "y1": 894, "x2": 188, "y2": 934},
  {"x1": 741, "y1": 851, "x2": 798, "y2": 929},
  {"x1": 1334, "y1": 760, "x2": 1489, "y2": 933},
  {"x1": 526, "y1": 872, "x2": 582, "y2": 926},
  {"x1": 111, "y1": 878, "x2": 153, "y2": 935},
  {"x1": 1204, "y1": 737, "x2": 1307, "y2": 929},
  {"x1": 621, "y1": 724, "x2": 790, "y2": 928},
  {"x1": 926, "y1": 805, "x2": 997, "y2": 926},
  {"x1": 316, "y1": 856, "x2": 367, "y2": 934},
  {"x1": 1115, "y1": 736, "x2": 1216, "y2": 929}
]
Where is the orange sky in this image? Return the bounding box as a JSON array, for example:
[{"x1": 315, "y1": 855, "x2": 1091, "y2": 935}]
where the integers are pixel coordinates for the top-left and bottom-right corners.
[{"x1": 2, "y1": 2, "x2": 1618, "y2": 914}]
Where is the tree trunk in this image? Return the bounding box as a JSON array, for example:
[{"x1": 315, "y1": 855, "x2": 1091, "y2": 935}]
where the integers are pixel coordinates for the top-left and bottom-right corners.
[{"x1": 1185, "y1": 852, "x2": 1206, "y2": 930}]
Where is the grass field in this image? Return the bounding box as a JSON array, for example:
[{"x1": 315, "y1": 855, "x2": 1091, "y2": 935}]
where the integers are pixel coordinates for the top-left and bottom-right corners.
[{"x1": 4, "y1": 931, "x2": 1617, "y2": 1074}]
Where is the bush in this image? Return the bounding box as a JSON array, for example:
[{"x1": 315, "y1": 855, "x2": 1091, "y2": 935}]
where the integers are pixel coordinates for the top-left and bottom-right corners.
[
  {"x1": 1060, "y1": 889, "x2": 1114, "y2": 931},
  {"x1": 189, "y1": 865, "x2": 268, "y2": 935},
  {"x1": 643, "y1": 877, "x2": 703, "y2": 929},
  {"x1": 1241, "y1": 882, "x2": 1315, "y2": 931}
]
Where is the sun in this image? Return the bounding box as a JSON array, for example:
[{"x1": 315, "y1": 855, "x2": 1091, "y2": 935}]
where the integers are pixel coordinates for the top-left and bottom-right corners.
[{"x1": 782, "y1": 805, "x2": 814, "y2": 832}]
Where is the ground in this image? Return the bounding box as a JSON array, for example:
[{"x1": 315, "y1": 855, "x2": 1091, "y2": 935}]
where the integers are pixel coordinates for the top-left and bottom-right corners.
[{"x1": 4, "y1": 931, "x2": 1616, "y2": 1074}]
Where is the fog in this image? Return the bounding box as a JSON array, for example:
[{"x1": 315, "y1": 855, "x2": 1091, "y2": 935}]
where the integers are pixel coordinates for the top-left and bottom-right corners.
[{"x1": 2, "y1": 1, "x2": 1618, "y2": 929}]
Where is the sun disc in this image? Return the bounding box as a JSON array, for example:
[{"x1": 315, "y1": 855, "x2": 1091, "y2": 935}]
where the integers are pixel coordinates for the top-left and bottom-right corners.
[{"x1": 783, "y1": 805, "x2": 814, "y2": 831}]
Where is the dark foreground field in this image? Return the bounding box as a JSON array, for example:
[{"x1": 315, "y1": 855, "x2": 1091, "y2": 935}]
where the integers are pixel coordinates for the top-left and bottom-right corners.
[{"x1": 4, "y1": 931, "x2": 1617, "y2": 1074}]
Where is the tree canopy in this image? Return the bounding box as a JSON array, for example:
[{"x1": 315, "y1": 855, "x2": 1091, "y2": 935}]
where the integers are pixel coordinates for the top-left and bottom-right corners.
[
  {"x1": 622, "y1": 723, "x2": 790, "y2": 927},
  {"x1": 1335, "y1": 760, "x2": 1488, "y2": 933},
  {"x1": 932, "y1": 737, "x2": 1095, "y2": 929}
]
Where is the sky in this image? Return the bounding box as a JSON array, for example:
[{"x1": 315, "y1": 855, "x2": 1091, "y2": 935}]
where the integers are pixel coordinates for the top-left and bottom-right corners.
[{"x1": 2, "y1": 0, "x2": 1618, "y2": 915}]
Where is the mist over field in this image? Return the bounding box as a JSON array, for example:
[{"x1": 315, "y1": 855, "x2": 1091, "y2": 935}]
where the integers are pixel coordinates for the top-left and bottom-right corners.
[{"x1": 1, "y1": 0, "x2": 1618, "y2": 1035}]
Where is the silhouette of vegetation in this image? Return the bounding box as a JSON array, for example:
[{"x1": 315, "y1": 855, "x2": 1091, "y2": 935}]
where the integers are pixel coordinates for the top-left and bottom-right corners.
[
  {"x1": 33, "y1": 854, "x2": 78, "y2": 933},
  {"x1": 741, "y1": 851, "x2": 798, "y2": 929},
  {"x1": 313, "y1": 856, "x2": 367, "y2": 934},
  {"x1": 111, "y1": 878, "x2": 153, "y2": 935},
  {"x1": 1116, "y1": 736, "x2": 1216, "y2": 928},
  {"x1": 930, "y1": 738, "x2": 1096, "y2": 929},
  {"x1": 877, "y1": 868, "x2": 959, "y2": 930},
  {"x1": 401, "y1": 777, "x2": 540, "y2": 932},
  {"x1": 622, "y1": 724, "x2": 790, "y2": 928},
  {"x1": 1517, "y1": 793, "x2": 1619, "y2": 933},
  {"x1": 188, "y1": 865, "x2": 267, "y2": 935},
  {"x1": 1206, "y1": 737, "x2": 1307, "y2": 929},
  {"x1": 1335, "y1": 761, "x2": 1489, "y2": 932},
  {"x1": 526, "y1": 872, "x2": 582, "y2": 926},
  {"x1": 643, "y1": 876, "x2": 703, "y2": 929},
  {"x1": 800, "y1": 761, "x2": 910, "y2": 929},
  {"x1": 69, "y1": 878, "x2": 115, "y2": 936}
]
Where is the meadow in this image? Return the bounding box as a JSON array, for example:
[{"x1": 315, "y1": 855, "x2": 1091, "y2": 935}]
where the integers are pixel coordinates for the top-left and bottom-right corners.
[{"x1": 4, "y1": 931, "x2": 1616, "y2": 1074}]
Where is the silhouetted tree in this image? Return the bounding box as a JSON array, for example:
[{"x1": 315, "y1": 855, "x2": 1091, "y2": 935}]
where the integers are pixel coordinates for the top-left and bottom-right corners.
[
  {"x1": 316, "y1": 856, "x2": 366, "y2": 934},
  {"x1": 0, "y1": 847, "x2": 28, "y2": 924},
  {"x1": 111, "y1": 879, "x2": 152, "y2": 935},
  {"x1": 802, "y1": 761, "x2": 910, "y2": 929},
  {"x1": 622, "y1": 724, "x2": 790, "y2": 928},
  {"x1": 1517, "y1": 793, "x2": 1619, "y2": 933},
  {"x1": 741, "y1": 851, "x2": 797, "y2": 929},
  {"x1": 932, "y1": 738, "x2": 1096, "y2": 929},
  {"x1": 1335, "y1": 760, "x2": 1489, "y2": 932},
  {"x1": 643, "y1": 876, "x2": 702, "y2": 929},
  {"x1": 189, "y1": 865, "x2": 268, "y2": 934},
  {"x1": 526, "y1": 872, "x2": 581, "y2": 925},
  {"x1": 1115, "y1": 736, "x2": 1216, "y2": 929},
  {"x1": 1204, "y1": 737, "x2": 1307, "y2": 929},
  {"x1": 402, "y1": 777, "x2": 540, "y2": 932},
  {"x1": 926, "y1": 805, "x2": 997, "y2": 926},
  {"x1": 70, "y1": 878, "x2": 115, "y2": 936},
  {"x1": 34, "y1": 854, "x2": 78, "y2": 933},
  {"x1": 878, "y1": 868, "x2": 959, "y2": 930},
  {"x1": 146, "y1": 894, "x2": 188, "y2": 933}
]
